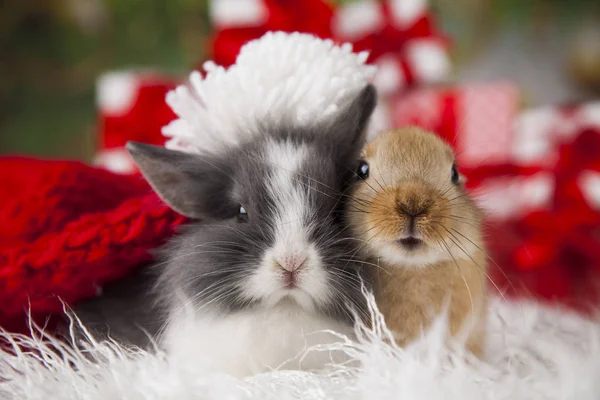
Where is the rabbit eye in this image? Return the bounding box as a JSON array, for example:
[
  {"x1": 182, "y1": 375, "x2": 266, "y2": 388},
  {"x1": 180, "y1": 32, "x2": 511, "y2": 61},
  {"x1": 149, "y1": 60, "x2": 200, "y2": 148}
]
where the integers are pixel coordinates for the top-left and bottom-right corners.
[
  {"x1": 451, "y1": 164, "x2": 459, "y2": 185},
  {"x1": 357, "y1": 160, "x2": 369, "y2": 179},
  {"x1": 238, "y1": 205, "x2": 249, "y2": 222}
]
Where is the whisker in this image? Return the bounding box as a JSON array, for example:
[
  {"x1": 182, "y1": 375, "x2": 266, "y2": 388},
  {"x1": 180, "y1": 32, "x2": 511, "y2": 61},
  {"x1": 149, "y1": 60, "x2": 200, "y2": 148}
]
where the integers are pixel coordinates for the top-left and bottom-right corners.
[
  {"x1": 432, "y1": 227, "x2": 475, "y2": 316},
  {"x1": 439, "y1": 215, "x2": 482, "y2": 230},
  {"x1": 434, "y1": 223, "x2": 507, "y2": 302},
  {"x1": 449, "y1": 227, "x2": 518, "y2": 296},
  {"x1": 336, "y1": 258, "x2": 392, "y2": 276}
]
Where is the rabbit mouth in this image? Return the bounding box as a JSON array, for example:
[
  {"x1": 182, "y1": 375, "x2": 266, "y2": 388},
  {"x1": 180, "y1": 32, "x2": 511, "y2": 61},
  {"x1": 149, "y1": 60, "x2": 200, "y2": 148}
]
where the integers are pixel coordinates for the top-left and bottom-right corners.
[
  {"x1": 282, "y1": 272, "x2": 300, "y2": 289},
  {"x1": 396, "y1": 237, "x2": 423, "y2": 251},
  {"x1": 378, "y1": 236, "x2": 447, "y2": 266}
]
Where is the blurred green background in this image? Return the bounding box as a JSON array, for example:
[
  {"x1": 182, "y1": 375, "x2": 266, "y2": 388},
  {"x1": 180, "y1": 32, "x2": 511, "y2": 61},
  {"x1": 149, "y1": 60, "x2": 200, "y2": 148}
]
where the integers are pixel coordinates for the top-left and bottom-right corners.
[{"x1": 1, "y1": 0, "x2": 599, "y2": 161}]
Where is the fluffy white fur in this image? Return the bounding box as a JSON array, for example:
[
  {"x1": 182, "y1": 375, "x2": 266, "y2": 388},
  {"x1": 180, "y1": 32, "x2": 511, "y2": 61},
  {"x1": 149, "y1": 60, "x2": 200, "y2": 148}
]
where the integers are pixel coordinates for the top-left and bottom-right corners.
[
  {"x1": 162, "y1": 31, "x2": 377, "y2": 155},
  {"x1": 162, "y1": 299, "x2": 354, "y2": 379},
  {"x1": 2, "y1": 295, "x2": 600, "y2": 399}
]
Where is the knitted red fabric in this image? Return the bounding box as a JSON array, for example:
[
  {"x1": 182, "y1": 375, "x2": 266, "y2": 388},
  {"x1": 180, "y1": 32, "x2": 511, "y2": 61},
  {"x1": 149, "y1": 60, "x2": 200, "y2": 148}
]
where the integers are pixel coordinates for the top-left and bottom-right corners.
[{"x1": 0, "y1": 157, "x2": 186, "y2": 332}]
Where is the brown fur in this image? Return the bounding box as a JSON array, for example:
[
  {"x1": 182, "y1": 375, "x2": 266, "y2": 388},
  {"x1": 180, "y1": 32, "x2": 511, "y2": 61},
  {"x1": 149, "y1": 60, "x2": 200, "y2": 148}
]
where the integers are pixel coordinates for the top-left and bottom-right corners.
[{"x1": 348, "y1": 127, "x2": 488, "y2": 357}]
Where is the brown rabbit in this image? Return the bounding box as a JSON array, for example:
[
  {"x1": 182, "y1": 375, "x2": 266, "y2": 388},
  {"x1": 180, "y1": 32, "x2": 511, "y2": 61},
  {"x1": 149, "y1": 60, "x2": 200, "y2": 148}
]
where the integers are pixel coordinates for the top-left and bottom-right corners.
[{"x1": 347, "y1": 127, "x2": 487, "y2": 357}]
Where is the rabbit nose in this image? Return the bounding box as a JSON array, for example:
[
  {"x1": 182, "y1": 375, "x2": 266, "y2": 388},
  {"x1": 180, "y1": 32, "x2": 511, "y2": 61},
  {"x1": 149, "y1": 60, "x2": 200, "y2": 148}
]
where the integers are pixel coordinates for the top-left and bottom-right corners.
[
  {"x1": 398, "y1": 203, "x2": 428, "y2": 219},
  {"x1": 275, "y1": 253, "x2": 308, "y2": 272},
  {"x1": 397, "y1": 203, "x2": 429, "y2": 233}
]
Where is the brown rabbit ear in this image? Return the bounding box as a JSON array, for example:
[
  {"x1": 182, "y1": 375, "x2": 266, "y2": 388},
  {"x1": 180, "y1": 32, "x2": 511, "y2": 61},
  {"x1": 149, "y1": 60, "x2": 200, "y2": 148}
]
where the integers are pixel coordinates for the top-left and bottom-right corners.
[{"x1": 126, "y1": 142, "x2": 234, "y2": 219}]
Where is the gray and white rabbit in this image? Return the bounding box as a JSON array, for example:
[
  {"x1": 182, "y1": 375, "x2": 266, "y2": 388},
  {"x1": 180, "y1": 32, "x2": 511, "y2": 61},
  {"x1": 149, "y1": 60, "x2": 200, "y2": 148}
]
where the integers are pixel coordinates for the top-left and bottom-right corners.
[{"x1": 74, "y1": 85, "x2": 378, "y2": 377}]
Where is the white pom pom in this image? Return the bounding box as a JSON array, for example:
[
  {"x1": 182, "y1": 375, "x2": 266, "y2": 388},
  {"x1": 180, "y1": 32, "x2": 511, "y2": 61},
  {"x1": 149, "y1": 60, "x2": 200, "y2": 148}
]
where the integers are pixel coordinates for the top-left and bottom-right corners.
[{"x1": 163, "y1": 31, "x2": 378, "y2": 155}]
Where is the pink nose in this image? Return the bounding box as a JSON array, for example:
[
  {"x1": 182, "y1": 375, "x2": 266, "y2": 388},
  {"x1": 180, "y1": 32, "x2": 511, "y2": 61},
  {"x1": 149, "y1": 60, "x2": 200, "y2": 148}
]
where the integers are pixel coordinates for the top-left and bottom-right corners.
[{"x1": 275, "y1": 254, "x2": 308, "y2": 272}]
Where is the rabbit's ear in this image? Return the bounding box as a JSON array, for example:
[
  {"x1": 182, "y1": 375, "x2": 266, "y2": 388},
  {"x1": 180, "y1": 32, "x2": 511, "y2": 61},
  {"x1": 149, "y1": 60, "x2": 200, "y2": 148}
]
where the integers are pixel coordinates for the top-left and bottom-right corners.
[
  {"x1": 328, "y1": 84, "x2": 377, "y2": 154},
  {"x1": 127, "y1": 142, "x2": 233, "y2": 219}
]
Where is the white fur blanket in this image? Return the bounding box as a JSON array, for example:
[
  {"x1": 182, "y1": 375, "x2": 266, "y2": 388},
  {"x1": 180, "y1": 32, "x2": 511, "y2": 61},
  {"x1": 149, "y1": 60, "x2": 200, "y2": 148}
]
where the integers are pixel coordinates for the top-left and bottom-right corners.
[{"x1": 1, "y1": 296, "x2": 599, "y2": 400}]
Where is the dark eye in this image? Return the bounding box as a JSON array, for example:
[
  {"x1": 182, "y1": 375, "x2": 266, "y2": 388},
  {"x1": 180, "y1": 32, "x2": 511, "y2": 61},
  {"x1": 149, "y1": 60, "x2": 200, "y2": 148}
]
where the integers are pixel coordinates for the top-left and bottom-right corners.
[
  {"x1": 451, "y1": 164, "x2": 459, "y2": 185},
  {"x1": 238, "y1": 205, "x2": 248, "y2": 222},
  {"x1": 357, "y1": 160, "x2": 369, "y2": 179}
]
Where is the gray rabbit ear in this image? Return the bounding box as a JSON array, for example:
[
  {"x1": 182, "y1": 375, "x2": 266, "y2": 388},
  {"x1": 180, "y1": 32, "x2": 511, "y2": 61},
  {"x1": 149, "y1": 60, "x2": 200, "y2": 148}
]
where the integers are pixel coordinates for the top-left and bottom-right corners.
[
  {"x1": 126, "y1": 142, "x2": 231, "y2": 219},
  {"x1": 329, "y1": 84, "x2": 378, "y2": 154}
]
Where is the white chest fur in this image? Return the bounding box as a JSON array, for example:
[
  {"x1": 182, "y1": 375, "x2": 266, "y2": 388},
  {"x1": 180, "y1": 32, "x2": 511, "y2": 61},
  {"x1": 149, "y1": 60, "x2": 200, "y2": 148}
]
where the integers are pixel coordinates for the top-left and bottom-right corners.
[{"x1": 162, "y1": 300, "x2": 354, "y2": 378}]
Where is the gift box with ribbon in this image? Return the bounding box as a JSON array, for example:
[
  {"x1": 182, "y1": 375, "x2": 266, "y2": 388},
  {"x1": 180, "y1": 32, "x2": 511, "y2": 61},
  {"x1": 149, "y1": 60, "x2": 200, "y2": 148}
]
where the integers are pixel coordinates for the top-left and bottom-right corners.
[{"x1": 466, "y1": 103, "x2": 600, "y2": 309}]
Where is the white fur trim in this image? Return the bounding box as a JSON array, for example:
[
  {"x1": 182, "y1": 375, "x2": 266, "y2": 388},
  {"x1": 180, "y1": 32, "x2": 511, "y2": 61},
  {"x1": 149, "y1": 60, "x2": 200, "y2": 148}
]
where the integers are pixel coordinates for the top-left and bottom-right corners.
[
  {"x1": 96, "y1": 71, "x2": 139, "y2": 115},
  {"x1": 210, "y1": 0, "x2": 267, "y2": 28},
  {"x1": 406, "y1": 39, "x2": 450, "y2": 83},
  {"x1": 332, "y1": 0, "x2": 384, "y2": 40},
  {"x1": 389, "y1": 0, "x2": 427, "y2": 29},
  {"x1": 3, "y1": 295, "x2": 600, "y2": 398},
  {"x1": 162, "y1": 31, "x2": 377, "y2": 155}
]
